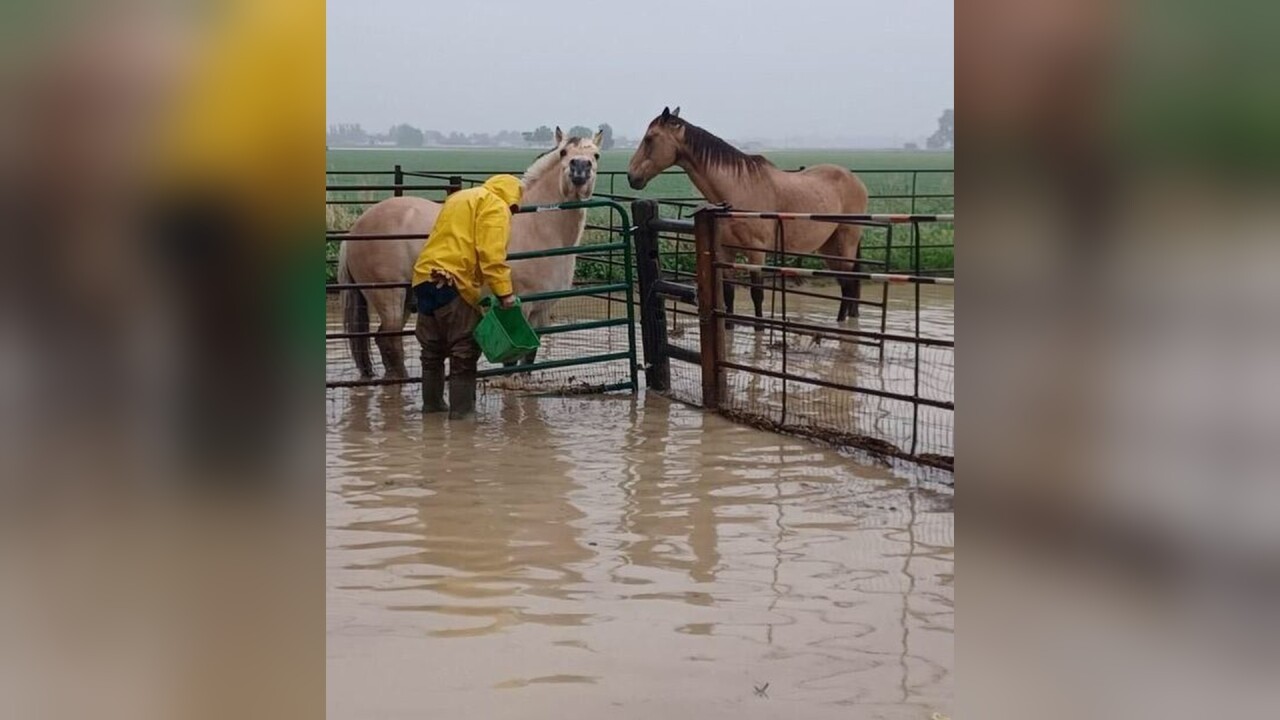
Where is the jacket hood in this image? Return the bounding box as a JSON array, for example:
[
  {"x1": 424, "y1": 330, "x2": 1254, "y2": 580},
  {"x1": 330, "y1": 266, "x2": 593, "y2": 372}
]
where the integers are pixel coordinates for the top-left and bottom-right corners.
[{"x1": 482, "y1": 174, "x2": 523, "y2": 208}]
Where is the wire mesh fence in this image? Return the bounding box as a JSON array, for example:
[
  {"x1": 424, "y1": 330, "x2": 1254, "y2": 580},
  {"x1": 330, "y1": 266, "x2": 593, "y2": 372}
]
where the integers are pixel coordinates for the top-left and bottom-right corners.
[
  {"x1": 325, "y1": 170, "x2": 955, "y2": 475},
  {"x1": 633, "y1": 204, "x2": 954, "y2": 476}
]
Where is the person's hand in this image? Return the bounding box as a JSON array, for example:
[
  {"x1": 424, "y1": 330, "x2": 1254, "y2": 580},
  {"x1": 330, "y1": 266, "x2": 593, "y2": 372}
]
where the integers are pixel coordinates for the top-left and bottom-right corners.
[{"x1": 499, "y1": 294, "x2": 516, "y2": 309}]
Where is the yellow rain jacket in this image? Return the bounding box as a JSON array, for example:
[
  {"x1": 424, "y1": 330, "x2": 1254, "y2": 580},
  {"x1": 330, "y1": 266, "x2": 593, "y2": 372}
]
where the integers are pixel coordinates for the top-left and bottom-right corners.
[{"x1": 412, "y1": 175, "x2": 523, "y2": 307}]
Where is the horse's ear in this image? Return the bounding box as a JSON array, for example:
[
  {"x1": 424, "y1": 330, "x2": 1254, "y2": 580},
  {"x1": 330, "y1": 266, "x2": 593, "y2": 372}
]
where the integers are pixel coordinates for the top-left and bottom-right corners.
[
  {"x1": 660, "y1": 107, "x2": 670, "y2": 120},
  {"x1": 592, "y1": 129, "x2": 605, "y2": 147},
  {"x1": 671, "y1": 106, "x2": 680, "y2": 118},
  {"x1": 554, "y1": 126, "x2": 564, "y2": 144}
]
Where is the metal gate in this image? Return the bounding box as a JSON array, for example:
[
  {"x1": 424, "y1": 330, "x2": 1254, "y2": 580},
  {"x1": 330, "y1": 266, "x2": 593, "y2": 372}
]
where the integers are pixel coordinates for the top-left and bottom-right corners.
[
  {"x1": 632, "y1": 200, "x2": 956, "y2": 474},
  {"x1": 326, "y1": 199, "x2": 639, "y2": 394}
]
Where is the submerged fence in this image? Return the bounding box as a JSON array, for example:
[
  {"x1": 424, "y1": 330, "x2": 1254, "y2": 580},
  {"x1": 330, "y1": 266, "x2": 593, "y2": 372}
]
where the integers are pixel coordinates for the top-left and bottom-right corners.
[
  {"x1": 633, "y1": 201, "x2": 955, "y2": 473},
  {"x1": 325, "y1": 166, "x2": 954, "y2": 475}
]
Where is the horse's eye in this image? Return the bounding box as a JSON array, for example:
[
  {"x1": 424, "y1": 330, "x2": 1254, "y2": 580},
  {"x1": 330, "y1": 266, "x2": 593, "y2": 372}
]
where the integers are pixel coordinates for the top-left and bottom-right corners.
[
  {"x1": 594, "y1": 153, "x2": 600, "y2": 160},
  {"x1": 559, "y1": 149, "x2": 567, "y2": 157}
]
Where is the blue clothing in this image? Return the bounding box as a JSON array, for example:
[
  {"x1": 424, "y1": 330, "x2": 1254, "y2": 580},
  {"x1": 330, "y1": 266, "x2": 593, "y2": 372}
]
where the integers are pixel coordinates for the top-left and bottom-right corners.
[{"x1": 413, "y1": 281, "x2": 460, "y2": 316}]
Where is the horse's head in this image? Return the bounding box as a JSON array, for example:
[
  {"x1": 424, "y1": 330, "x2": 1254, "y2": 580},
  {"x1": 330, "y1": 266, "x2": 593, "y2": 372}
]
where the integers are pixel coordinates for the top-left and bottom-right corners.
[
  {"x1": 627, "y1": 106, "x2": 682, "y2": 190},
  {"x1": 551, "y1": 126, "x2": 602, "y2": 200}
]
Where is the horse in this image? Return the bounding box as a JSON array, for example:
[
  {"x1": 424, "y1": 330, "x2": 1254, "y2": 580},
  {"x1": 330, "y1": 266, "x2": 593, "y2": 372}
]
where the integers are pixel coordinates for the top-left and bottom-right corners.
[
  {"x1": 338, "y1": 127, "x2": 602, "y2": 378},
  {"x1": 626, "y1": 106, "x2": 869, "y2": 323}
]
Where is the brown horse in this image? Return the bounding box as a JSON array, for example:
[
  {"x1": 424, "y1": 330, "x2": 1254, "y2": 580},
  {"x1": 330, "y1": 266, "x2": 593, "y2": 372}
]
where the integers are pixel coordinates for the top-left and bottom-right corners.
[
  {"x1": 338, "y1": 128, "x2": 603, "y2": 378},
  {"x1": 626, "y1": 107, "x2": 869, "y2": 322}
]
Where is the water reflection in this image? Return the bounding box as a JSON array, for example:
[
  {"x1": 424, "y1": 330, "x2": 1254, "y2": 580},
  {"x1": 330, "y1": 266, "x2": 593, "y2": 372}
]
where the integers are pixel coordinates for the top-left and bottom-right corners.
[{"x1": 328, "y1": 390, "x2": 953, "y2": 718}]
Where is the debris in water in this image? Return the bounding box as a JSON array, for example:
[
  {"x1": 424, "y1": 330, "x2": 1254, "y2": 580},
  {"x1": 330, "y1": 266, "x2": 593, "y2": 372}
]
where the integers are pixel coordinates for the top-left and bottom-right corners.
[{"x1": 753, "y1": 682, "x2": 769, "y2": 698}]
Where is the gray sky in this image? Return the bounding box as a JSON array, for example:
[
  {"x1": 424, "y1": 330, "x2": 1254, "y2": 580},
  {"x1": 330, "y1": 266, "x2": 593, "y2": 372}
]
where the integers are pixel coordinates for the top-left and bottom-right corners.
[{"x1": 327, "y1": 0, "x2": 953, "y2": 146}]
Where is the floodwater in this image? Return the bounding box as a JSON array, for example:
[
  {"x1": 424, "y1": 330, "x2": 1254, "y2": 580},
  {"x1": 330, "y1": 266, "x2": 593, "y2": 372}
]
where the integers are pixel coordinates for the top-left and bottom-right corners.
[
  {"x1": 326, "y1": 282, "x2": 955, "y2": 460},
  {"x1": 327, "y1": 388, "x2": 953, "y2": 719},
  {"x1": 666, "y1": 282, "x2": 955, "y2": 459}
]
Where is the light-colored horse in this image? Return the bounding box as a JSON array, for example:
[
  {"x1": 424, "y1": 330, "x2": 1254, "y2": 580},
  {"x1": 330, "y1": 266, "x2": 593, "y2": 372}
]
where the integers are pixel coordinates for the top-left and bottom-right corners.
[
  {"x1": 339, "y1": 128, "x2": 602, "y2": 377},
  {"x1": 626, "y1": 106, "x2": 869, "y2": 322}
]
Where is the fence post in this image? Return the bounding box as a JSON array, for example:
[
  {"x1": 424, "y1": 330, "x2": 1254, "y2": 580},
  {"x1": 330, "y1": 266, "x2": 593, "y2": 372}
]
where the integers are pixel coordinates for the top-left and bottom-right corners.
[
  {"x1": 632, "y1": 201, "x2": 670, "y2": 392},
  {"x1": 393, "y1": 164, "x2": 404, "y2": 197},
  {"x1": 694, "y1": 209, "x2": 725, "y2": 409},
  {"x1": 447, "y1": 175, "x2": 463, "y2": 195}
]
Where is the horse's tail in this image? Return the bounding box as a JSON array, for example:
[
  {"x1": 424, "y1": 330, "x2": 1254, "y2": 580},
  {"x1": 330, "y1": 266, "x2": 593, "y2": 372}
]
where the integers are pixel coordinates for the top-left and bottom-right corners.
[{"x1": 338, "y1": 246, "x2": 374, "y2": 378}]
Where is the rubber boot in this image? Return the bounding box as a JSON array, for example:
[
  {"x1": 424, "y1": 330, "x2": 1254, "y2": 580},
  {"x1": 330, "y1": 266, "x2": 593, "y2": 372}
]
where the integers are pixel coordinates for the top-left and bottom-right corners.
[
  {"x1": 421, "y1": 366, "x2": 448, "y2": 413},
  {"x1": 447, "y1": 372, "x2": 476, "y2": 420}
]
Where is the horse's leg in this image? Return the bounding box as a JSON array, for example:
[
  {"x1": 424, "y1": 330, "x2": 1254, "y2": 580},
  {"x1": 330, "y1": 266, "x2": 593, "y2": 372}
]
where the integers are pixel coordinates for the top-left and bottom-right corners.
[
  {"x1": 750, "y1": 271, "x2": 765, "y2": 322},
  {"x1": 823, "y1": 225, "x2": 863, "y2": 322},
  {"x1": 817, "y1": 240, "x2": 855, "y2": 323},
  {"x1": 368, "y1": 288, "x2": 407, "y2": 378},
  {"x1": 748, "y1": 248, "x2": 767, "y2": 328},
  {"x1": 846, "y1": 225, "x2": 864, "y2": 319},
  {"x1": 394, "y1": 287, "x2": 414, "y2": 375}
]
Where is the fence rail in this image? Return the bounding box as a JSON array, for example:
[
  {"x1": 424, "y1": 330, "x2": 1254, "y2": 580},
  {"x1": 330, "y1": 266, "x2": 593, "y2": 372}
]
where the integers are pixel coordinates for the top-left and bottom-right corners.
[
  {"x1": 632, "y1": 200, "x2": 954, "y2": 475},
  {"x1": 708, "y1": 209, "x2": 954, "y2": 224},
  {"x1": 326, "y1": 199, "x2": 638, "y2": 393},
  {"x1": 324, "y1": 168, "x2": 954, "y2": 475}
]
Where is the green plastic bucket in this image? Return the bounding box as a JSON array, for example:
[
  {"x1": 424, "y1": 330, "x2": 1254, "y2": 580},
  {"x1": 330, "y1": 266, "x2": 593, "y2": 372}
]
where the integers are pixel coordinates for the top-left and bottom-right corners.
[{"x1": 474, "y1": 296, "x2": 541, "y2": 364}]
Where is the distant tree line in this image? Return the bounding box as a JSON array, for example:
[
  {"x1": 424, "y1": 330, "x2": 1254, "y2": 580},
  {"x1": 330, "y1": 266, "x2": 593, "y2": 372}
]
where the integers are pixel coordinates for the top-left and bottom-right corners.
[{"x1": 328, "y1": 122, "x2": 623, "y2": 149}]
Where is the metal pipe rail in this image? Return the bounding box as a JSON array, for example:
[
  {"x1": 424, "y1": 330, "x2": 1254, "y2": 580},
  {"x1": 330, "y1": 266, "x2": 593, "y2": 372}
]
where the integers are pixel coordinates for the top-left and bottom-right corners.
[
  {"x1": 719, "y1": 242, "x2": 891, "y2": 268},
  {"x1": 717, "y1": 360, "x2": 954, "y2": 411},
  {"x1": 648, "y1": 217, "x2": 694, "y2": 233},
  {"x1": 720, "y1": 275, "x2": 889, "y2": 308},
  {"x1": 717, "y1": 310, "x2": 954, "y2": 348},
  {"x1": 705, "y1": 209, "x2": 954, "y2": 224},
  {"x1": 717, "y1": 262, "x2": 955, "y2": 286}
]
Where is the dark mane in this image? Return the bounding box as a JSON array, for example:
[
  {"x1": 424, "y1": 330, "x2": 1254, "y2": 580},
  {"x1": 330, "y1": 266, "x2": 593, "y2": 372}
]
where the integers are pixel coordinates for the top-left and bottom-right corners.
[{"x1": 676, "y1": 120, "x2": 772, "y2": 175}]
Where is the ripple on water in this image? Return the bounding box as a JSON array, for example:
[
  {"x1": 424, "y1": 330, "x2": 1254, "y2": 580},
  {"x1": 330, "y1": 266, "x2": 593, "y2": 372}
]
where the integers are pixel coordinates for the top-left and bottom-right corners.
[{"x1": 328, "y1": 390, "x2": 952, "y2": 719}]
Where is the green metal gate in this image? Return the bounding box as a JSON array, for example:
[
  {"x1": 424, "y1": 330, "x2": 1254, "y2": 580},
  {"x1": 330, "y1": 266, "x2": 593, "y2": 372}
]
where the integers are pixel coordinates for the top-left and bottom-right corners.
[
  {"x1": 324, "y1": 198, "x2": 639, "y2": 393},
  {"x1": 478, "y1": 198, "x2": 638, "y2": 392}
]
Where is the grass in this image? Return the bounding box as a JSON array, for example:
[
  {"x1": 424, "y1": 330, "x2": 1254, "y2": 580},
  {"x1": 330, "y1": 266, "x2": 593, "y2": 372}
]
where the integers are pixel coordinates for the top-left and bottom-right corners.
[{"x1": 326, "y1": 148, "x2": 954, "y2": 282}]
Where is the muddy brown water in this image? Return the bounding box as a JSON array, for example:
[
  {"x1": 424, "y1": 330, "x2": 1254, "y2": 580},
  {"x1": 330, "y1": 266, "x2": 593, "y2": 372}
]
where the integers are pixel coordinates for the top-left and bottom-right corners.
[
  {"x1": 328, "y1": 387, "x2": 953, "y2": 719},
  {"x1": 326, "y1": 282, "x2": 954, "y2": 457}
]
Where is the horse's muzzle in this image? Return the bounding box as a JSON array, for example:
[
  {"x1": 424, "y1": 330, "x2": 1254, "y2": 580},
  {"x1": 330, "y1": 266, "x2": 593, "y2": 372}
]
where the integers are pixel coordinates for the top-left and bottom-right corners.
[
  {"x1": 570, "y1": 173, "x2": 591, "y2": 187},
  {"x1": 627, "y1": 173, "x2": 646, "y2": 190}
]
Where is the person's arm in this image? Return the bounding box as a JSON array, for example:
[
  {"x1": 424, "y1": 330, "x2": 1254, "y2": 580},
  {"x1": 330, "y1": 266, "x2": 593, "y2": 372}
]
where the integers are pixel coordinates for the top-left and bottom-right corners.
[{"x1": 475, "y1": 200, "x2": 515, "y2": 306}]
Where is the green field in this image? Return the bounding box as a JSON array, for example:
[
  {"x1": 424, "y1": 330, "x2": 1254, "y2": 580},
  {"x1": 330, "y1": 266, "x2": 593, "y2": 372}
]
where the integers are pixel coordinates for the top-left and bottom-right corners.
[{"x1": 327, "y1": 148, "x2": 954, "y2": 281}]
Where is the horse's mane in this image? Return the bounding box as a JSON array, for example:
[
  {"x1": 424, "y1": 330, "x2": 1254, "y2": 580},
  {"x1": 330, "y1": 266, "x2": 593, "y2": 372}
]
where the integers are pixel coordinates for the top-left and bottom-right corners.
[
  {"x1": 677, "y1": 120, "x2": 773, "y2": 176},
  {"x1": 522, "y1": 136, "x2": 586, "y2": 186}
]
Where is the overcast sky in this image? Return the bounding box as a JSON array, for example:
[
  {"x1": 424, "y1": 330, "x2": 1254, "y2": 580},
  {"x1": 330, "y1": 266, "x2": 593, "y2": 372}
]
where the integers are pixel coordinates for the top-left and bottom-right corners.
[{"x1": 327, "y1": 0, "x2": 953, "y2": 146}]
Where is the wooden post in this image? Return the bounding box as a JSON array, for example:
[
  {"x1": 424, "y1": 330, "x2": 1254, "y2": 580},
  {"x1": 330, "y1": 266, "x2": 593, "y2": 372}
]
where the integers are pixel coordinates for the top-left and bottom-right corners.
[
  {"x1": 393, "y1": 164, "x2": 404, "y2": 197},
  {"x1": 447, "y1": 175, "x2": 463, "y2": 195},
  {"x1": 694, "y1": 209, "x2": 726, "y2": 409},
  {"x1": 632, "y1": 201, "x2": 670, "y2": 392}
]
